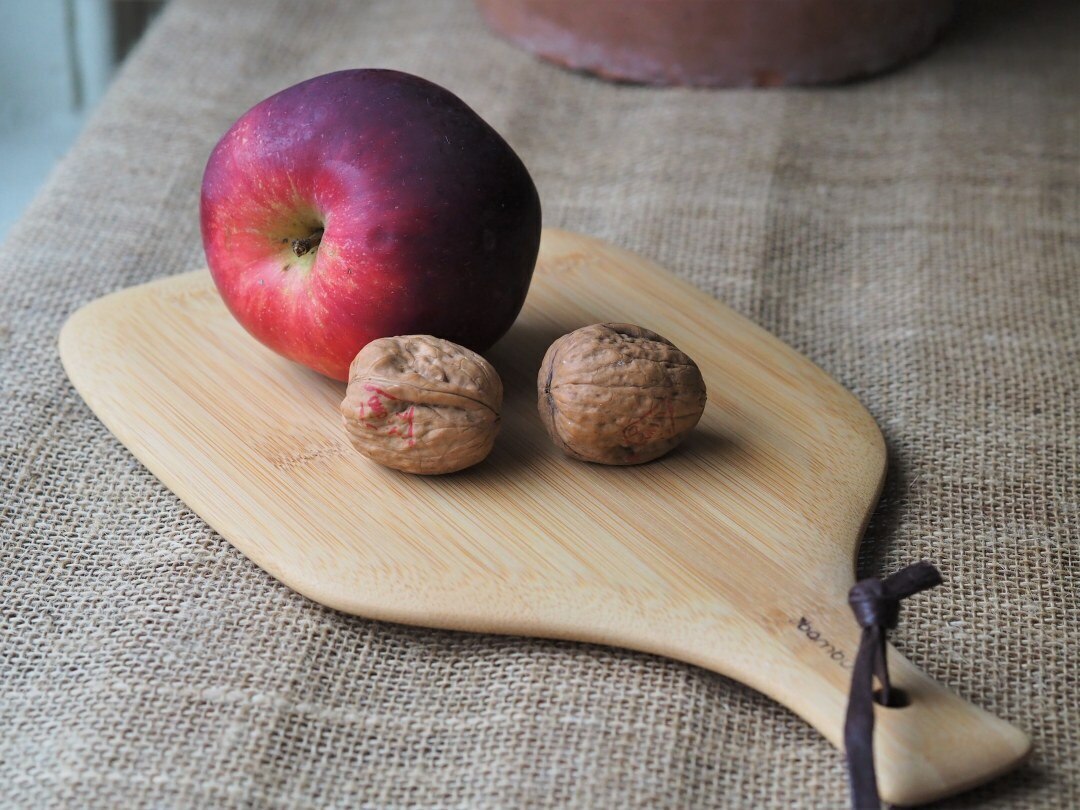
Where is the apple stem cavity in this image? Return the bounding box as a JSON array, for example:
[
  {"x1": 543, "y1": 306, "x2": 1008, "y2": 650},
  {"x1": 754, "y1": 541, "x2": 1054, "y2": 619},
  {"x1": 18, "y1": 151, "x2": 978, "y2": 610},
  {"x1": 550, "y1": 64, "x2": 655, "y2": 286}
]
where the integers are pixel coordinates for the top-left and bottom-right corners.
[{"x1": 291, "y1": 228, "x2": 324, "y2": 257}]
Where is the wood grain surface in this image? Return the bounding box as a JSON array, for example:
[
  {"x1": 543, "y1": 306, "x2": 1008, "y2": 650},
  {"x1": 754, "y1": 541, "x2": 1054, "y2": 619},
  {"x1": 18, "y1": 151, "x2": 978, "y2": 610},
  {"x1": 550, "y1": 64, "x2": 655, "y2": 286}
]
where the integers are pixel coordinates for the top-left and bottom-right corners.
[{"x1": 59, "y1": 229, "x2": 1029, "y2": 805}]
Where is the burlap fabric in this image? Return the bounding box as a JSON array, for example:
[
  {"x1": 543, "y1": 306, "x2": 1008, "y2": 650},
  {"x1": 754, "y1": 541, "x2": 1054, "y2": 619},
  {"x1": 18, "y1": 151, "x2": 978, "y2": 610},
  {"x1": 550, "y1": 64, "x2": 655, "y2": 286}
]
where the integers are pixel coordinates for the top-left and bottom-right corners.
[{"x1": 2, "y1": 1, "x2": 1077, "y2": 807}]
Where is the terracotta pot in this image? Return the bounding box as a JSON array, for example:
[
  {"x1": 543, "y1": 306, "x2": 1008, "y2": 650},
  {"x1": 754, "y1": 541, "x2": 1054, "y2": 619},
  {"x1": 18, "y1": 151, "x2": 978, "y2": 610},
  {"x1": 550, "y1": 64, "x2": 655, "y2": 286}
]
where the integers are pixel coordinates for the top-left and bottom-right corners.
[{"x1": 474, "y1": 0, "x2": 956, "y2": 87}]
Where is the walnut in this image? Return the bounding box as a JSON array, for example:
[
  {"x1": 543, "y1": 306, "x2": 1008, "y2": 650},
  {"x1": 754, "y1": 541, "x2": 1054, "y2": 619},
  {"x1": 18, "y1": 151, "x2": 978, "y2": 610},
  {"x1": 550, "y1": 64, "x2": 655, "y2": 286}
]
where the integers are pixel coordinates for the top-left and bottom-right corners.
[
  {"x1": 537, "y1": 323, "x2": 707, "y2": 465},
  {"x1": 341, "y1": 335, "x2": 502, "y2": 474}
]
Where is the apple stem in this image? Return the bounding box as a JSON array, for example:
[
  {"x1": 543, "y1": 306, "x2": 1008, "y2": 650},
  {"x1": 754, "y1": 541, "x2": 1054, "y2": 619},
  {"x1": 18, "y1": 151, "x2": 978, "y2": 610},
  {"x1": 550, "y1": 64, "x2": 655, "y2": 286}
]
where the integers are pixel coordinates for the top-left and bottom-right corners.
[{"x1": 291, "y1": 228, "x2": 324, "y2": 257}]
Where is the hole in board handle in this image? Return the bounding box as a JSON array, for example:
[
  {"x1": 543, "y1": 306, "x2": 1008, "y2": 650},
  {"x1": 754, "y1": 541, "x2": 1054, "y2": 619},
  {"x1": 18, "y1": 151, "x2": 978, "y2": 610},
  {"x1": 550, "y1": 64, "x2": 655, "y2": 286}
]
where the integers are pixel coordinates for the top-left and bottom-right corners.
[{"x1": 874, "y1": 687, "x2": 911, "y2": 709}]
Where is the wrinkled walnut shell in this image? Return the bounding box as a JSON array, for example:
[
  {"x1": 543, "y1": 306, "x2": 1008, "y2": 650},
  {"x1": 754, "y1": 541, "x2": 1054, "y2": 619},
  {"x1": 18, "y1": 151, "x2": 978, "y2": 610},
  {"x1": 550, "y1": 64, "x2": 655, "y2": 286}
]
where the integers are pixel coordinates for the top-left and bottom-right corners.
[
  {"x1": 538, "y1": 323, "x2": 707, "y2": 465},
  {"x1": 341, "y1": 335, "x2": 502, "y2": 474}
]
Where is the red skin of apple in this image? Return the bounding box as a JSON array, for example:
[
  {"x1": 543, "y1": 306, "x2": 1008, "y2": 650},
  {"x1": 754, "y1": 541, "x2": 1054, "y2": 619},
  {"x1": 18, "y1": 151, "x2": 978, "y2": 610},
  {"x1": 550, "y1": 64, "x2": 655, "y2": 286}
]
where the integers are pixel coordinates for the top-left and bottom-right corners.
[{"x1": 200, "y1": 69, "x2": 541, "y2": 381}]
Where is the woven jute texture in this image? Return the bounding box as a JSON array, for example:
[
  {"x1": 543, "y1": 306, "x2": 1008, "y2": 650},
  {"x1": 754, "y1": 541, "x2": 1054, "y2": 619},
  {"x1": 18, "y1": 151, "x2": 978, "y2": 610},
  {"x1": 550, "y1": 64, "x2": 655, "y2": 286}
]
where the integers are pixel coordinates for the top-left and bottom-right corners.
[{"x1": 2, "y1": 1, "x2": 1077, "y2": 807}]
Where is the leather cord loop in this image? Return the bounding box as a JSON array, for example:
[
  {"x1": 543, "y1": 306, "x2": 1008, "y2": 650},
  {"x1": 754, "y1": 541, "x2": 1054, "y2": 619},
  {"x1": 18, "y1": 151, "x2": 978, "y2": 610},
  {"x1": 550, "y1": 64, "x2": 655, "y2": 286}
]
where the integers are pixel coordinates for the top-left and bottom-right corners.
[{"x1": 844, "y1": 561, "x2": 943, "y2": 809}]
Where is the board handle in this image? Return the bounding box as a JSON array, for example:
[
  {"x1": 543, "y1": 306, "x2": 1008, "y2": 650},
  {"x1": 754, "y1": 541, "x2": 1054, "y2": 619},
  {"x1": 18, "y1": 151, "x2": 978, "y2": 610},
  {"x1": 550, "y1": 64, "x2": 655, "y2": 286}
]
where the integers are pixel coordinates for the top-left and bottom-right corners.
[
  {"x1": 718, "y1": 609, "x2": 1033, "y2": 807},
  {"x1": 674, "y1": 604, "x2": 1030, "y2": 806},
  {"x1": 862, "y1": 647, "x2": 1031, "y2": 806}
]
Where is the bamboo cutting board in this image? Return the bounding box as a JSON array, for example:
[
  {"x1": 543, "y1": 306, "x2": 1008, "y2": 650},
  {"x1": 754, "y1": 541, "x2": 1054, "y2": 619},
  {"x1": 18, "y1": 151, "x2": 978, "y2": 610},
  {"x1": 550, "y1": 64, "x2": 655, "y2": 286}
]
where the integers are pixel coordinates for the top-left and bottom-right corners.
[{"x1": 59, "y1": 229, "x2": 1028, "y2": 805}]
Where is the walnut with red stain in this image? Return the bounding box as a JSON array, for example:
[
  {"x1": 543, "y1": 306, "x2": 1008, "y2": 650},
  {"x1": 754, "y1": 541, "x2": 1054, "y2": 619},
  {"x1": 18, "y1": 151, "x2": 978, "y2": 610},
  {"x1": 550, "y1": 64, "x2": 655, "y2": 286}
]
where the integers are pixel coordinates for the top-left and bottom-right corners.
[
  {"x1": 538, "y1": 323, "x2": 706, "y2": 465},
  {"x1": 341, "y1": 335, "x2": 502, "y2": 474}
]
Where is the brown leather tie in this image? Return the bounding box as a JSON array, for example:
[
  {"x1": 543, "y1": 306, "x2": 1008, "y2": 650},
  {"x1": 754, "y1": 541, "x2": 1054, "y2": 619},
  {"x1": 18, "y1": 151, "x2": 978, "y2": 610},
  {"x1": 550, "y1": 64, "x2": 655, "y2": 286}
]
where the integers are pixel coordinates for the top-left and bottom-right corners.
[{"x1": 845, "y1": 562, "x2": 943, "y2": 809}]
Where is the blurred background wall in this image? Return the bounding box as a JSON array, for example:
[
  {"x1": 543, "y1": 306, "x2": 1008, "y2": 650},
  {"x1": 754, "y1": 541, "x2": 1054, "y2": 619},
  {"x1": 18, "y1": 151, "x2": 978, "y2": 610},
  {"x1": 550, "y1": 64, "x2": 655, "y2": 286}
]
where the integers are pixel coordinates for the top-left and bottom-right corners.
[{"x1": 0, "y1": 0, "x2": 166, "y2": 240}]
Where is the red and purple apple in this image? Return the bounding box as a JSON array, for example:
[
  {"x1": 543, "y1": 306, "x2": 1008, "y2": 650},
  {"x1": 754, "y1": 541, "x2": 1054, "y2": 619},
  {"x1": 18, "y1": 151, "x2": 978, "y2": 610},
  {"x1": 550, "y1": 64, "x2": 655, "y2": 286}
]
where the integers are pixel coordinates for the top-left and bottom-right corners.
[{"x1": 200, "y1": 69, "x2": 541, "y2": 381}]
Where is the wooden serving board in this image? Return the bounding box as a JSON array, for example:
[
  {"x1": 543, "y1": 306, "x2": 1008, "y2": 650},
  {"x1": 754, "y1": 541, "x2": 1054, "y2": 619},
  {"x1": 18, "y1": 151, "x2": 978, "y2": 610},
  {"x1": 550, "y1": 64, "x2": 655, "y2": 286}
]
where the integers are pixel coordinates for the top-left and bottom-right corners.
[{"x1": 60, "y1": 230, "x2": 1028, "y2": 805}]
